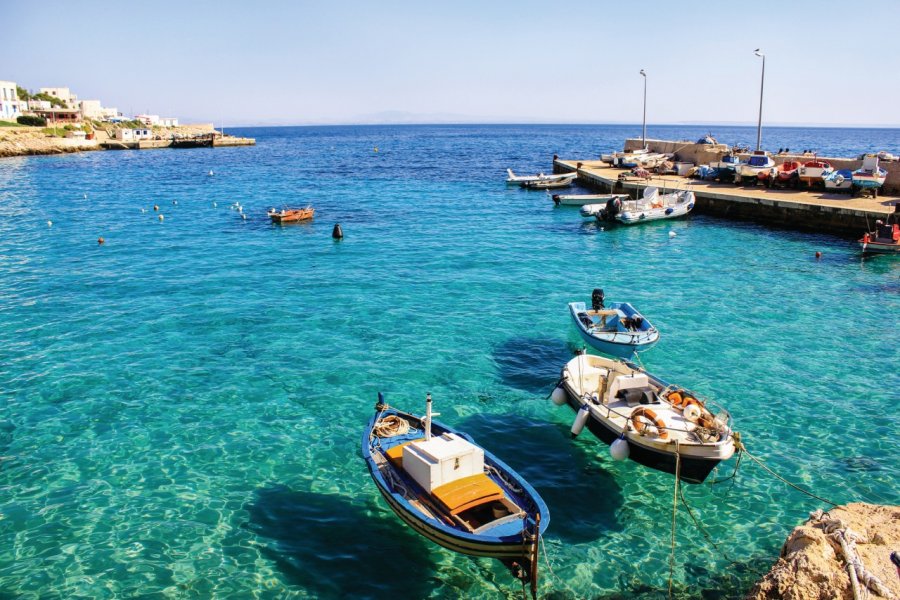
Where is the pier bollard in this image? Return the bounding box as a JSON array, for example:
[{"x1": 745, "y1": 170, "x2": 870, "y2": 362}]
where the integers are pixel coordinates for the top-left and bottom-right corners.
[{"x1": 332, "y1": 223, "x2": 344, "y2": 240}]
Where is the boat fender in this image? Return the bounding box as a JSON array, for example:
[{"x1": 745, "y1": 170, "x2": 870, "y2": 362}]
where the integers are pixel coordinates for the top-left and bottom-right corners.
[
  {"x1": 610, "y1": 434, "x2": 629, "y2": 461},
  {"x1": 551, "y1": 386, "x2": 567, "y2": 406},
  {"x1": 552, "y1": 195, "x2": 560, "y2": 206},
  {"x1": 665, "y1": 207, "x2": 674, "y2": 215},
  {"x1": 683, "y1": 403, "x2": 702, "y2": 423},
  {"x1": 570, "y1": 405, "x2": 590, "y2": 437},
  {"x1": 630, "y1": 406, "x2": 668, "y2": 439},
  {"x1": 863, "y1": 233, "x2": 870, "y2": 243}
]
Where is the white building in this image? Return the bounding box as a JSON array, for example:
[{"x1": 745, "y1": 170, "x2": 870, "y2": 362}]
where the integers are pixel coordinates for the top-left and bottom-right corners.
[
  {"x1": 26, "y1": 99, "x2": 51, "y2": 111},
  {"x1": 158, "y1": 117, "x2": 179, "y2": 127},
  {"x1": 134, "y1": 114, "x2": 160, "y2": 126},
  {"x1": 39, "y1": 87, "x2": 78, "y2": 108},
  {"x1": 80, "y1": 100, "x2": 103, "y2": 119},
  {"x1": 0, "y1": 80, "x2": 23, "y2": 121},
  {"x1": 116, "y1": 128, "x2": 152, "y2": 141},
  {"x1": 100, "y1": 107, "x2": 120, "y2": 120}
]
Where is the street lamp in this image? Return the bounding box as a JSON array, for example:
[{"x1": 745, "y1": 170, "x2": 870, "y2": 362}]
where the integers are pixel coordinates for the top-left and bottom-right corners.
[
  {"x1": 639, "y1": 69, "x2": 647, "y2": 149},
  {"x1": 754, "y1": 49, "x2": 765, "y2": 151}
]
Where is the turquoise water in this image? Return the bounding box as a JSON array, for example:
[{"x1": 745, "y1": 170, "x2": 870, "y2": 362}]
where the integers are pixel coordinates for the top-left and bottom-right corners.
[{"x1": 0, "y1": 125, "x2": 898, "y2": 599}]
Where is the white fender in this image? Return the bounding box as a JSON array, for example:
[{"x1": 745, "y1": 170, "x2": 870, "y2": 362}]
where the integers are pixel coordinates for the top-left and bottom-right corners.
[{"x1": 571, "y1": 405, "x2": 590, "y2": 436}]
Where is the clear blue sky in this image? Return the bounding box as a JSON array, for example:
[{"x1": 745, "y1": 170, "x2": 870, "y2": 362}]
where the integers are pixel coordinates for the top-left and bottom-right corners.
[{"x1": 7, "y1": 0, "x2": 900, "y2": 127}]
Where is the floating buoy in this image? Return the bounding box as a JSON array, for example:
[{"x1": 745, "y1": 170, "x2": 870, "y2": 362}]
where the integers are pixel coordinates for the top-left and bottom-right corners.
[
  {"x1": 172, "y1": 200, "x2": 177, "y2": 205},
  {"x1": 610, "y1": 435, "x2": 630, "y2": 461},
  {"x1": 332, "y1": 223, "x2": 344, "y2": 240},
  {"x1": 212, "y1": 202, "x2": 217, "y2": 207},
  {"x1": 669, "y1": 231, "x2": 677, "y2": 237},
  {"x1": 97, "y1": 237, "x2": 105, "y2": 245},
  {"x1": 47, "y1": 220, "x2": 53, "y2": 227},
  {"x1": 241, "y1": 214, "x2": 247, "y2": 220},
  {"x1": 551, "y1": 386, "x2": 567, "y2": 406},
  {"x1": 140, "y1": 208, "x2": 146, "y2": 213},
  {"x1": 208, "y1": 170, "x2": 214, "y2": 176},
  {"x1": 158, "y1": 214, "x2": 164, "y2": 221},
  {"x1": 83, "y1": 193, "x2": 87, "y2": 199},
  {"x1": 600, "y1": 227, "x2": 605, "y2": 232},
  {"x1": 373, "y1": 147, "x2": 378, "y2": 153},
  {"x1": 570, "y1": 405, "x2": 590, "y2": 437},
  {"x1": 815, "y1": 251, "x2": 822, "y2": 259},
  {"x1": 153, "y1": 205, "x2": 159, "y2": 211},
  {"x1": 238, "y1": 206, "x2": 243, "y2": 213}
]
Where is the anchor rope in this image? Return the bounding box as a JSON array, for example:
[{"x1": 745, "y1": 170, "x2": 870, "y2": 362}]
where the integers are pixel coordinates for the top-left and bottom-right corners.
[
  {"x1": 738, "y1": 441, "x2": 839, "y2": 507},
  {"x1": 668, "y1": 442, "x2": 681, "y2": 599},
  {"x1": 539, "y1": 534, "x2": 560, "y2": 584}
]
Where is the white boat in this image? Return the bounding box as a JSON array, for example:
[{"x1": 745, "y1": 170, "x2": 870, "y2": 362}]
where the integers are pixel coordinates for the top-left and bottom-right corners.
[
  {"x1": 552, "y1": 193, "x2": 628, "y2": 207},
  {"x1": 521, "y1": 173, "x2": 577, "y2": 189},
  {"x1": 506, "y1": 169, "x2": 575, "y2": 186},
  {"x1": 552, "y1": 353, "x2": 736, "y2": 483},
  {"x1": 609, "y1": 148, "x2": 649, "y2": 168},
  {"x1": 824, "y1": 169, "x2": 853, "y2": 192},
  {"x1": 851, "y1": 154, "x2": 888, "y2": 193},
  {"x1": 735, "y1": 151, "x2": 775, "y2": 182},
  {"x1": 599, "y1": 187, "x2": 695, "y2": 225}
]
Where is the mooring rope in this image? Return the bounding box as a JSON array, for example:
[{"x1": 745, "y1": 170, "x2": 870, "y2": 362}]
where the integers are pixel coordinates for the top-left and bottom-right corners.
[
  {"x1": 668, "y1": 442, "x2": 681, "y2": 599},
  {"x1": 738, "y1": 441, "x2": 839, "y2": 507}
]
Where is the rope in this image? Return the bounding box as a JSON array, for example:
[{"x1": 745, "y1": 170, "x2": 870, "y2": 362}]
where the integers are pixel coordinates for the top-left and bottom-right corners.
[
  {"x1": 739, "y1": 442, "x2": 839, "y2": 507},
  {"x1": 539, "y1": 534, "x2": 560, "y2": 584},
  {"x1": 373, "y1": 415, "x2": 410, "y2": 438},
  {"x1": 668, "y1": 441, "x2": 681, "y2": 599}
]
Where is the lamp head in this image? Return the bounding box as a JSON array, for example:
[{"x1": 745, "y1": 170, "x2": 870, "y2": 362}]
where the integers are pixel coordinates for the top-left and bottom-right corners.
[
  {"x1": 754, "y1": 49, "x2": 764, "y2": 57},
  {"x1": 639, "y1": 69, "x2": 646, "y2": 77}
]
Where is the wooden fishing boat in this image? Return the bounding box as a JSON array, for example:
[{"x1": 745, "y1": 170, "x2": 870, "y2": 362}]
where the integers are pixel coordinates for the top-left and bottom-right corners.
[
  {"x1": 521, "y1": 173, "x2": 576, "y2": 189},
  {"x1": 736, "y1": 151, "x2": 775, "y2": 184},
  {"x1": 552, "y1": 193, "x2": 628, "y2": 207},
  {"x1": 599, "y1": 187, "x2": 695, "y2": 225},
  {"x1": 859, "y1": 218, "x2": 900, "y2": 254},
  {"x1": 268, "y1": 207, "x2": 315, "y2": 223},
  {"x1": 852, "y1": 154, "x2": 888, "y2": 195},
  {"x1": 506, "y1": 169, "x2": 575, "y2": 186},
  {"x1": 568, "y1": 289, "x2": 659, "y2": 357},
  {"x1": 553, "y1": 353, "x2": 736, "y2": 483},
  {"x1": 798, "y1": 159, "x2": 833, "y2": 187},
  {"x1": 824, "y1": 169, "x2": 853, "y2": 192},
  {"x1": 362, "y1": 393, "x2": 548, "y2": 591}
]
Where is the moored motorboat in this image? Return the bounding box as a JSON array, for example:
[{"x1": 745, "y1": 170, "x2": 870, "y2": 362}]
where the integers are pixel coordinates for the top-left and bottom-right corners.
[
  {"x1": 506, "y1": 169, "x2": 575, "y2": 186},
  {"x1": 268, "y1": 207, "x2": 315, "y2": 222},
  {"x1": 552, "y1": 193, "x2": 628, "y2": 207},
  {"x1": 552, "y1": 353, "x2": 736, "y2": 483},
  {"x1": 597, "y1": 187, "x2": 695, "y2": 225},
  {"x1": 362, "y1": 393, "x2": 548, "y2": 590},
  {"x1": 522, "y1": 173, "x2": 576, "y2": 189},
  {"x1": 798, "y1": 159, "x2": 833, "y2": 187},
  {"x1": 852, "y1": 154, "x2": 888, "y2": 195},
  {"x1": 824, "y1": 169, "x2": 853, "y2": 192},
  {"x1": 859, "y1": 218, "x2": 900, "y2": 254},
  {"x1": 569, "y1": 289, "x2": 659, "y2": 357},
  {"x1": 609, "y1": 148, "x2": 649, "y2": 168},
  {"x1": 579, "y1": 203, "x2": 609, "y2": 220}
]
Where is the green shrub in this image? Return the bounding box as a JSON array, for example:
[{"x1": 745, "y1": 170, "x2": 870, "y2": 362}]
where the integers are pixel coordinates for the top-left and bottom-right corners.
[{"x1": 17, "y1": 115, "x2": 47, "y2": 127}]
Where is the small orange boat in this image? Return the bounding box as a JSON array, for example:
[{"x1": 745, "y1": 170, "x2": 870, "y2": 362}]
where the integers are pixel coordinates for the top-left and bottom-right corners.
[{"x1": 268, "y1": 207, "x2": 315, "y2": 223}]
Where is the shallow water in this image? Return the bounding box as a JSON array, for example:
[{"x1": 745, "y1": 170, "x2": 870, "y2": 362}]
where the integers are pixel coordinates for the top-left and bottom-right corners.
[{"x1": 0, "y1": 124, "x2": 898, "y2": 599}]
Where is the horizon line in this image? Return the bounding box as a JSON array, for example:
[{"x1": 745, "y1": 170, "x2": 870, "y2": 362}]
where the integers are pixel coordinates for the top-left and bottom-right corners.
[{"x1": 215, "y1": 121, "x2": 900, "y2": 130}]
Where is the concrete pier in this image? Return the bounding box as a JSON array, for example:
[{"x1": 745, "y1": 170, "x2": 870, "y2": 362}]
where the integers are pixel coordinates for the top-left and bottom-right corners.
[{"x1": 554, "y1": 143, "x2": 899, "y2": 235}]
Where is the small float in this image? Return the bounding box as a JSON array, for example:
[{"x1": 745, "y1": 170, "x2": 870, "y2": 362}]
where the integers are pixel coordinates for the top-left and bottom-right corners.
[
  {"x1": 553, "y1": 193, "x2": 628, "y2": 207},
  {"x1": 268, "y1": 206, "x2": 315, "y2": 223},
  {"x1": 553, "y1": 353, "x2": 736, "y2": 483},
  {"x1": 859, "y1": 218, "x2": 900, "y2": 254},
  {"x1": 568, "y1": 289, "x2": 659, "y2": 357},
  {"x1": 362, "y1": 393, "x2": 548, "y2": 591},
  {"x1": 596, "y1": 187, "x2": 695, "y2": 225},
  {"x1": 852, "y1": 154, "x2": 888, "y2": 195}
]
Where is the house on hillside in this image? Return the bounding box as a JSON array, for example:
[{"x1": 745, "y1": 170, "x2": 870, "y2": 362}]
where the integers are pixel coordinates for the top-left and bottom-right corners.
[{"x1": 0, "y1": 80, "x2": 23, "y2": 121}]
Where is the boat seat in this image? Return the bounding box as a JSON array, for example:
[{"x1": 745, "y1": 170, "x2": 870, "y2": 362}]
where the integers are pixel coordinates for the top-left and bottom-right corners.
[
  {"x1": 384, "y1": 439, "x2": 424, "y2": 469},
  {"x1": 431, "y1": 473, "x2": 505, "y2": 515}
]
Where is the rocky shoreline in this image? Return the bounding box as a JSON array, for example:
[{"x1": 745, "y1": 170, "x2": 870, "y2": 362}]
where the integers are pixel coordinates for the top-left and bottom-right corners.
[{"x1": 747, "y1": 503, "x2": 899, "y2": 600}]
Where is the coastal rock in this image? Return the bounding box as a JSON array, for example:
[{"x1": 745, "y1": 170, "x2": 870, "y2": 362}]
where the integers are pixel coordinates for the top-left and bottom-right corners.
[{"x1": 746, "y1": 503, "x2": 900, "y2": 600}]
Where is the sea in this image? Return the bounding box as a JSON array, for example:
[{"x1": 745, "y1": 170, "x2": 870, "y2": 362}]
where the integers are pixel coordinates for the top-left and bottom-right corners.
[{"x1": 0, "y1": 124, "x2": 898, "y2": 599}]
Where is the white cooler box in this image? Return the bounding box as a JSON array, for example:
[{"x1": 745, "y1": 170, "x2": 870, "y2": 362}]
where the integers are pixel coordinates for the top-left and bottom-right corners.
[{"x1": 403, "y1": 433, "x2": 485, "y2": 493}]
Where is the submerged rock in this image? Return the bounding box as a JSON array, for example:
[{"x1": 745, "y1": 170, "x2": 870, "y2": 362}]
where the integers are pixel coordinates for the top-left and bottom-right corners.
[{"x1": 746, "y1": 503, "x2": 900, "y2": 600}]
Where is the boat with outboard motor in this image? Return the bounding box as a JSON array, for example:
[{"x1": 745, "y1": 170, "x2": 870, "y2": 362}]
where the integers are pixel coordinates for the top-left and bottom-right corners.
[
  {"x1": 551, "y1": 353, "x2": 736, "y2": 483},
  {"x1": 568, "y1": 289, "x2": 659, "y2": 357},
  {"x1": 362, "y1": 393, "x2": 548, "y2": 593},
  {"x1": 594, "y1": 187, "x2": 695, "y2": 225},
  {"x1": 506, "y1": 169, "x2": 576, "y2": 187},
  {"x1": 522, "y1": 173, "x2": 576, "y2": 189},
  {"x1": 859, "y1": 217, "x2": 900, "y2": 254}
]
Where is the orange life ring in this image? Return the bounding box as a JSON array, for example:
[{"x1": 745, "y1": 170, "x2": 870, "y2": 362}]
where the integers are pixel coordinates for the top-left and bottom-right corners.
[{"x1": 630, "y1": 407, "x2": 668, "y2": 439}]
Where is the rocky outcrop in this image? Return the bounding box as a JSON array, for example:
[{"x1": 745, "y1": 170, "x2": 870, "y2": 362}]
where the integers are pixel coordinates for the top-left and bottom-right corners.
[{"x1": 747, "y1": 503, "x2": 900, "y2": 600}]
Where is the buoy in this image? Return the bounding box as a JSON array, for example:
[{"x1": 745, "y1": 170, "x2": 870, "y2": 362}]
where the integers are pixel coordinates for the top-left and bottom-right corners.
[
  {"x1": 47, "y1": 220, "x2": 53, "y2": 227},
  {"x1": 610, "y1": 435, "x2": 630, "y2": 461},
  {"x1": 683, "y1": 403, "x2": 702, "y2": 423},
  {"x1": 208, "y1": 170, "x2": 214, "y2": 176},
  {"x1": 97, "y1": 237, "x2": 105, "y2": 245},
  {"x1": 669, "y1": 231, "x2": 677, "y2": 237},
  {"x1": 551, "y1": 386, "x2": 567, "y2": 406},
  {"x1": 153, "y1": 205, "x2": 159, "y2": 211},
  {"x1": 212, "y1": 202, "x2": 217, "y2": 207},
  {"x1": 332, "y1": 223, "x2": 344, "y2": 240},
  {"x1": 570, "y1": 405, "x2": 591, "y2": 437},
  {"x1": 238, "y1": 206, "x2": 243, "y2": 213},
  {"x1": 83, "y1": 193, "x2": 87, "y2": 199},
  {"x1": 815, "y1": 251, "x2": 822, "y2": 259},
  {"x1": 241, "y1": 214, "x2": 247, "y2": 220},
  {"x1": 172, "y1": 200, "x2": 177, "y2": 205},
  {"x1": 140, "y1": 208, "x2": 146, "y2": 213},
  {"x1": 600, "y1": 227, "x2": 604, "y2": 232},
  {"x1": 373, "y1": 147, "x2": 378, "y2": 153},
  {"x1": 158, "y1": 214, "x2": 164, "y2": 221}
]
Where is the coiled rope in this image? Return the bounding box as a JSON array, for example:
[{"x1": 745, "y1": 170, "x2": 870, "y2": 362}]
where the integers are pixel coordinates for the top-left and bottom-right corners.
[{"x1": 374, "y1": 415, "x2": 410, "y2": 438}]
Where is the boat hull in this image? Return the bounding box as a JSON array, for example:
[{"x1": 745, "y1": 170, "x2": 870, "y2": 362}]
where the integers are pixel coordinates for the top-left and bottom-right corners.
[
  {"x1": 569, "y1": 302, "x2": 659, "y2": 357},
  {"x1": 616, "y1": 200, "x2": 693, "y2": 225},
  {"x1": 860, "y1": 240, "x2": 900, "y2": 254}
]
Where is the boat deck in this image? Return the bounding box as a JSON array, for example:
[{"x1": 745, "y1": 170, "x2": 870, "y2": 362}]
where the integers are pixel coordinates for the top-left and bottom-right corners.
[{"x1": 554, "y1": 159, "x2": 899, "y2": 234}]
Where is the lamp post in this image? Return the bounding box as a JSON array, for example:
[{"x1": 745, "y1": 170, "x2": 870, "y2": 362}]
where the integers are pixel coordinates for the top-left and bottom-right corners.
[
  {"x1": 639, "y1": 69, "x2": 647, "y2": 149},
  {"x1": 754, "y1": 49, "x2": 765, "y2": 151}
]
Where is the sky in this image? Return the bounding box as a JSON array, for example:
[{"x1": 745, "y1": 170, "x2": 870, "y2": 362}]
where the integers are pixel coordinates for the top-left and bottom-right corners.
[{"x1": 6, "y1": 0, "x2": 900, "y2": 127}]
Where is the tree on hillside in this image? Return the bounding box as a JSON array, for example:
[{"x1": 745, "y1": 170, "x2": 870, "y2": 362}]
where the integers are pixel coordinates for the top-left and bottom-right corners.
[{"x1": 16, "y1": 86, "x2": 31, "y2": 101}]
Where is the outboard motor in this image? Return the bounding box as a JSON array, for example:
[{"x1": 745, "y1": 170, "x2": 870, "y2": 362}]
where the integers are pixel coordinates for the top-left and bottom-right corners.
[
  {"x1": 591, "y1": 289, "x2": 605, "y2": 311},
  {"x1": 632, "y1": 315, "x2": 644, "y2": 329}
]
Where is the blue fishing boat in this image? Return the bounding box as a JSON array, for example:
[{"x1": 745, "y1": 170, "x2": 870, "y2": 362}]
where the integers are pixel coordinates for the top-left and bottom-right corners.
[
  {"x1": 852, "y1": 154, "x2": 888, "y2": 194},
  {"x1": 362, "y1": 393, "x2": 548, "y2": 592},
  {"x1": 569, "y1": 289, "x2": 659, "y2": 357}
]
